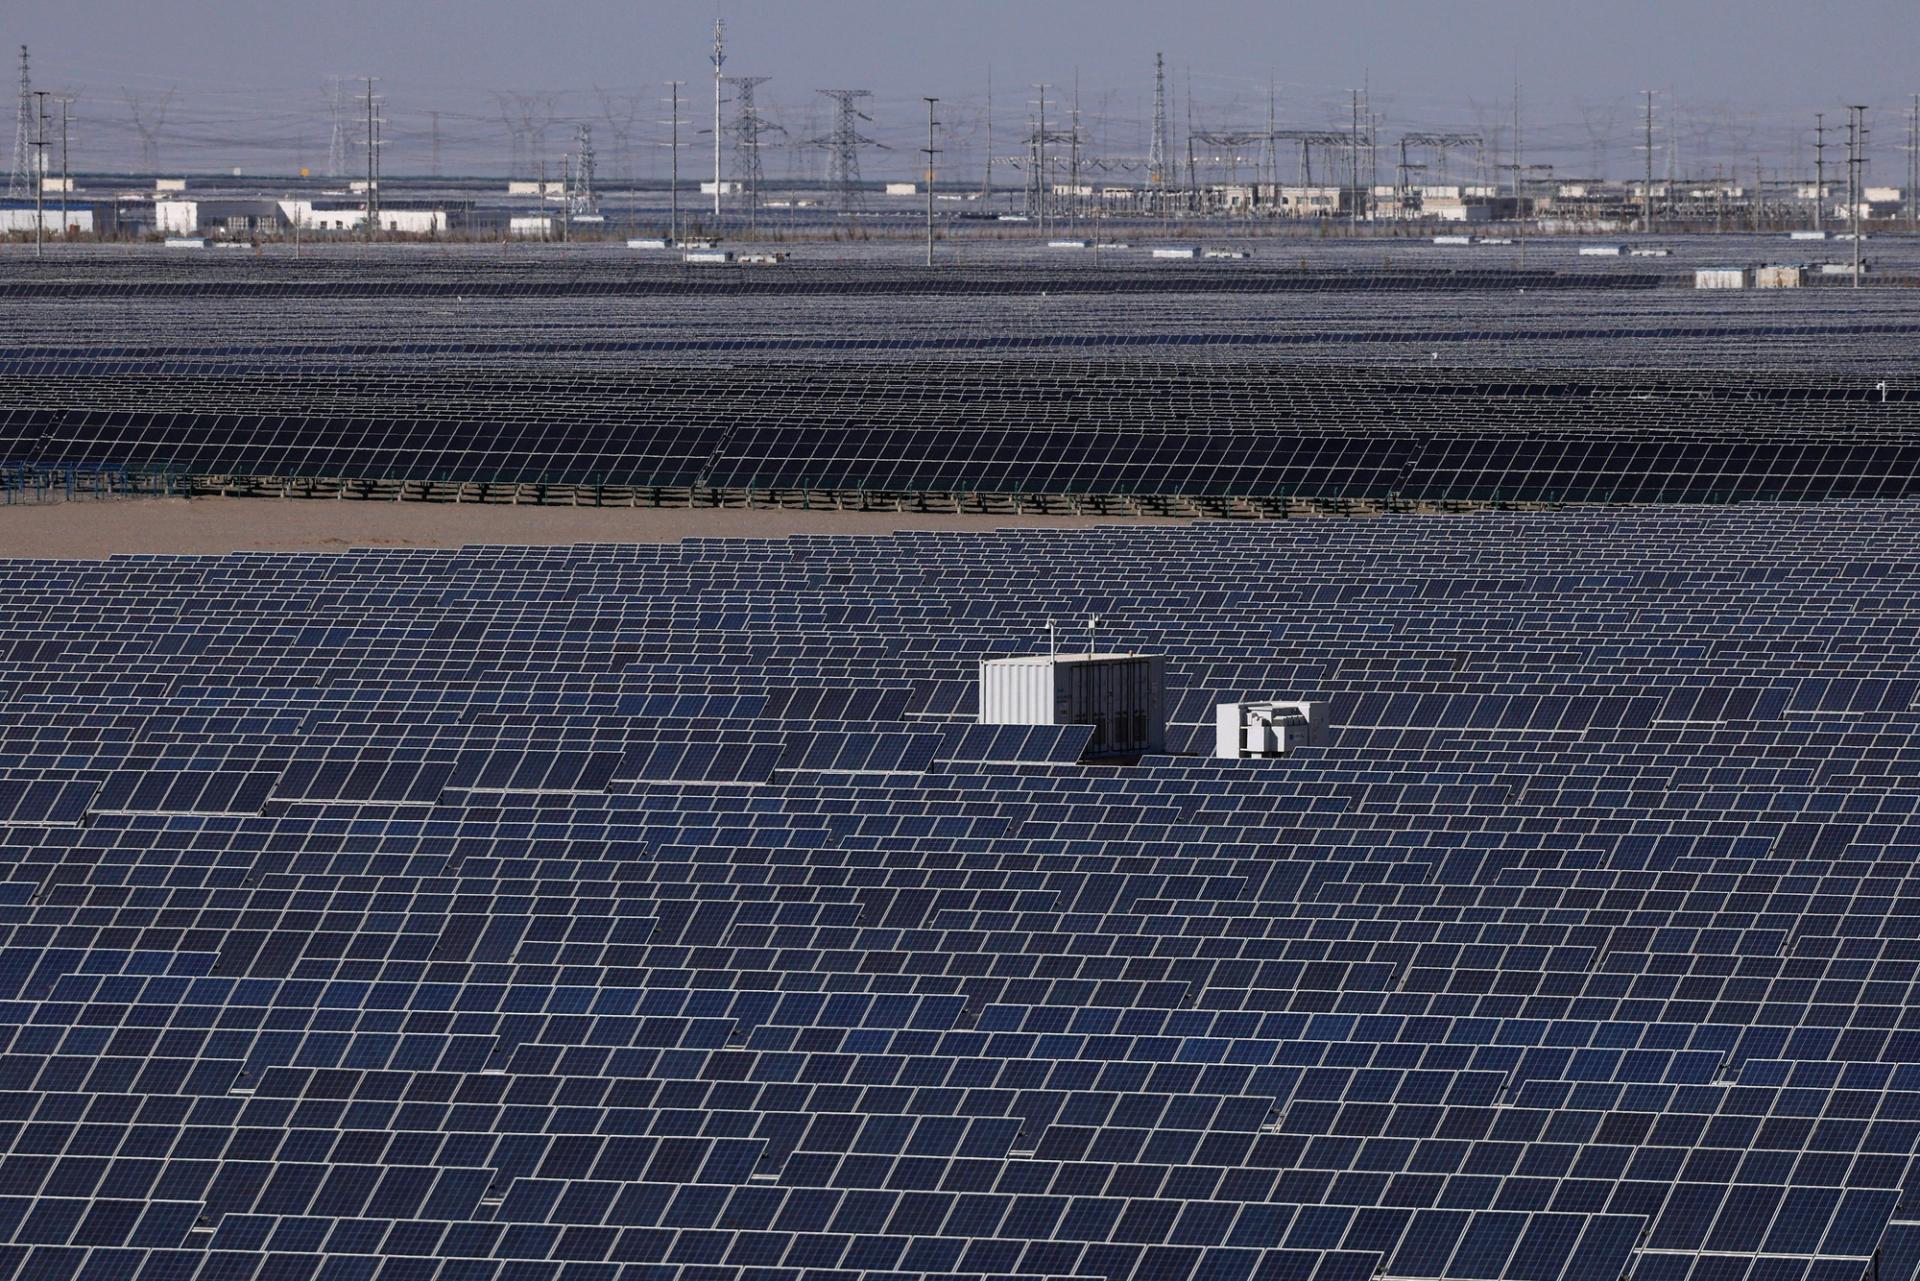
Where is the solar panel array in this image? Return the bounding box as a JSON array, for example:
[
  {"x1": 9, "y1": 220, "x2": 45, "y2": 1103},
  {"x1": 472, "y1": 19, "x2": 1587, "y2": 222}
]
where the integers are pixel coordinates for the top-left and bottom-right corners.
[
  {"x1": 1, "y1": 243, "x2": 1915, "y2": 503},
  {"x1": 4, "y1": 505, "x2": 1920, "y2": 1281}
]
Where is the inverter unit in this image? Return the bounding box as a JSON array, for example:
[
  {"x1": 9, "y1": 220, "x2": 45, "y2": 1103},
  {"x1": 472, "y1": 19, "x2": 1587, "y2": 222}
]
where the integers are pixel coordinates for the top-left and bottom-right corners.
[
  {"x1": 979, "y1": 653, "x2": 1166, "y2": 756},
  {"x1": 1216, "y1": 700, "x2": 1331, "y2": 759}
]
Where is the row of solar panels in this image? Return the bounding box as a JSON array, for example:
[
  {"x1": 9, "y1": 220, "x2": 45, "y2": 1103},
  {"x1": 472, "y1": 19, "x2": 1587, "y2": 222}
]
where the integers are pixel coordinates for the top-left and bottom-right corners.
[{"x1": 7, "y1": 512, "x2": 1920, "y2": 1280}]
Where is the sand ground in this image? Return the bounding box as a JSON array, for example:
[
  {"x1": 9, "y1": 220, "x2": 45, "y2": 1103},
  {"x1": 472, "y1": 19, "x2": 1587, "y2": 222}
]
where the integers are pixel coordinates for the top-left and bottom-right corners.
[{"x1": 0, "y1": 498, "x2": 1191, "y2": 560}]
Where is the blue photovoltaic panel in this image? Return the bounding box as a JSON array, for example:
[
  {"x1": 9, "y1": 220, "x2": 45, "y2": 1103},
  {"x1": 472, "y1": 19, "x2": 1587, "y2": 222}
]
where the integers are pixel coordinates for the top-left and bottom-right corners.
[{"x1": 0, "y1": 506, "x2": 1915, "y2": 1281}]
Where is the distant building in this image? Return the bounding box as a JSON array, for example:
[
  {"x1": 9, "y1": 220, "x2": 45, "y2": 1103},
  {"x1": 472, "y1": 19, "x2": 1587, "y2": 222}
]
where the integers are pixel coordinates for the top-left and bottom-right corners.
[
  {"x1": 155, "y1": 198, "x2": 282, "y2": 236},
  {"x1": 0, "y1": 201, "x2": 95, "y2": 234},
  {"x1": 280, "y1": 200, "x2": 452, "y2": 236}
]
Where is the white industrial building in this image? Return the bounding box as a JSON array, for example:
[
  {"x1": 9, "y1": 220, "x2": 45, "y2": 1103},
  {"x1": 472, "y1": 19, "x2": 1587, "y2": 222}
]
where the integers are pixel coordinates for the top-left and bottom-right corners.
[
  {"x1": 155, "y1": 199, "x2": 282, "y2": 236},
  {"x1": 279, "y1": 200, "x2": 449, "y2": 235},
  {"x1": 0, "y1": 203, "x2": 94, "y2": 234}
]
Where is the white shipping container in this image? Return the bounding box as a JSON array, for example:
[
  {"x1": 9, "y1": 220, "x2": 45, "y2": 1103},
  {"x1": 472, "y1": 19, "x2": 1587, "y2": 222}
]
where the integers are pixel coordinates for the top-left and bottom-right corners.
[
  {"x1": 1578, "y1": 245, "x2": 1627, "y2": 256},
  {"x1": 1790, "y1": 230, "x2": 1830, "y2": 241},
  {"x1": 1756, "y1": 265, "x2": 1804, "y2": 289},
  {"x1": 1151, "y1": 247, "x2": 1200, "y2": 259},
  {"x1": 1695, "y1": 268, "x2": 1752, "y2": 290},
  {"x1": 627, "y1": 238, "x2": 672, "y2": 249},
  {"x1": 683, "y1": 250, "x2": 736, "y2": 264},
  {"x1": 1432, "y1": 234, "x2": 1476, "y2": 246},
  {"x1": 978, "y1": 654, "x2": 1166, "y2": 755}
]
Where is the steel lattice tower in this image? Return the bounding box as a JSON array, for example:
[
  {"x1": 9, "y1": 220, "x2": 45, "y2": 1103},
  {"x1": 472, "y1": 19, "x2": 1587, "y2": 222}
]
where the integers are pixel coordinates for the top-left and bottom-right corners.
[
  {"x1": 327, "y1": 78, "x2": 348, "y2": 178},
  {"x1": 729, "y1": 76, "x2": 783, "y2": 224},
  {"x1": 811, "y1": 89, "x2": 879, "y2": 216},
  {"x1": 8, "y1": 47, "x2": 30, "y2": 198},
  {"x1": 574, "y1": 123, "x2": 597, "y2": 215},
  {"x1": 1148, "y1": 52, "x2": 1169, "y2": 188}
]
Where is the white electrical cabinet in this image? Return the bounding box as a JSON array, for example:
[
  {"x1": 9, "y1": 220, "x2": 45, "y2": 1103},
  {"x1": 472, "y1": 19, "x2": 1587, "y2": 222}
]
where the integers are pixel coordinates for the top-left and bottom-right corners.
[
  {"x1": 979, "y1": 654, "x2": 1166, "y2": 755},
  {"x1": 1216, "y1": 700, "x2": 1331, "y2": 759}
]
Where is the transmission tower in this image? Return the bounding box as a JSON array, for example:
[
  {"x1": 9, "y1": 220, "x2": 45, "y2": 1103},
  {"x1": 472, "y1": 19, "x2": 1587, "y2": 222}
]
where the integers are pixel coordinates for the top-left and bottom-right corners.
[
  {"x1": 811, "y1": 89, "x2": 881, "y2": 216},
  {"x1": 729, "y1": 76, "x2": 783, "y2": 225},
  {"x1": 1148, "y1": 52, "x2": 1169, "y2": 188},
  {"x1": 327, "y1": 78, "x2": 348, "y2": 178},
  {"x1": 8, "y1": 46, "x2": 29, "y2": 198},
  {"x1": 573, "y1": 123, "x2": 597, "y2": 214},
  {"x1": 124, "y1": 90, "x2": 173, "y2": 174}
]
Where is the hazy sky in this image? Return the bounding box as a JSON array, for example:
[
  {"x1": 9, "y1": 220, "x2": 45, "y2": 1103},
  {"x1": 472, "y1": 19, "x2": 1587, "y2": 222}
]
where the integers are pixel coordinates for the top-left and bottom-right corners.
[{"x1": 12, "y1": 0, "x2": 1919, "y2": 177}]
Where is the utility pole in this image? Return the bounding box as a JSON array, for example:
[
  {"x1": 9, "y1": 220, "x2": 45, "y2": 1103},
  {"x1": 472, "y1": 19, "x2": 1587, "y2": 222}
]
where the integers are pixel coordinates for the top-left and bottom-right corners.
[
  {"x1": 665, "y1": 81, "x2": 682, "y2": 243},
  {"x1": 1264, "y1": 79, "x2": 1277, "y2": 212},
  {"x1": 429, "y1": 111, "x2": 442, "y2": 179},
  {"x1": 1148, "y1": 52, "x2": 1168, "y2": 216},
  {"x1": 981, "y1": 66, "x2": 994, "y2": 202},
  {"x1": 561, "y1": 152, "x2": 571, "y2": 242},
  {"x1": 1184, "y1": 69, "x2": 1196, "y2": 216},
  {"x1": 31, "y1": 91, "x2": 46, "y2": 256},
  {"x1": 1815, "y1": 112, "x2": 1826, "y2": 232},
  {"x1": 58, "y1": 96, "x2": 69, "y2": 237},
  {"x1": 922, "y1": 97, "x2": 939, "y2": 266},
  {"x1": 1642, "y1": 90, "x2": 1656, "y2": 233},
  {"x1": 1848, "y1": 105, "x2": 1867, "y2": 288},
  {"x1": 1035, "y1": 82, "x2": 1046, "y2": 234},
  {"x1": 711, "y1": 18, "x2": 725, "y2": 219},
  {"x1": 363, "y1": 77, "x2": 379, "y2": 245},
  {"x1": 1069, "y1": 73, "x2": 1080, "y2": 234},
  {"x1": 1511, "y1": 77, "x2": 1523, "y2": 214},
  {"x1": 1351, "y1": 90, "x2": 1362, "y2": 222}
]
